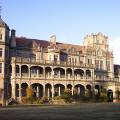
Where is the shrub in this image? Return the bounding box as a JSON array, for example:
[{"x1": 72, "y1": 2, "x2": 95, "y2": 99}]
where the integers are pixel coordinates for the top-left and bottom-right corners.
[
  {"x1": 99, "y1": 89, "x2": 107, "y2": 102},
  {"x1": 21, "y1": 97, "x2": 28, "y2": 103},
  {"x1": 21, "y1": 87, "x2": 34, "y2": 104},
  {"x1": 61, "y1": 89, "x2": 72, "y2": 103},
  {"x1": 26, "y1": 87, "x2": 34, "y2": 98},
  {"x1": 41, "y1": 96, "x2": 49, "y2": 104},
  {"x1": 33, "y1": 98, "x2": 43, "y2": 104},
  {"x1": 54, "y1": 96, "x2": 62, "y2": 100},
  {"x1": 115, "y1": 90, "x2": 120, "y2": 102}
]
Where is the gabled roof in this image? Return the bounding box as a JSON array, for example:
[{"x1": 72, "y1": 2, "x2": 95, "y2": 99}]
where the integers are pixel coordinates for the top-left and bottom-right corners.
[
  {"x1": 16, "y1": 37, "x2": 84, "y2": 50},
  {"x1": 57, "y1": 43, "x2": 84, "y2": 52},
  {"x1": 16, "y1": 37, "x2": 50, "y2": 48},
  {"x1": 15, "y1": 37, "x2": 85, "y2": 55}
]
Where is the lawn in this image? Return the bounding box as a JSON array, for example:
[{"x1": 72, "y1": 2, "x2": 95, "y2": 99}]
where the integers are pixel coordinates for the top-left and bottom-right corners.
[{"x1": 0, "y1": 103, "x2": 120, "y2": 120}]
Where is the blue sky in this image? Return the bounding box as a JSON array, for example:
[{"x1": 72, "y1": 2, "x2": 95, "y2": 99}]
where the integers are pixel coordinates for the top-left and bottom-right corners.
[{"x1": 1, "y1": 0, "x2": 120, "y2": 63}]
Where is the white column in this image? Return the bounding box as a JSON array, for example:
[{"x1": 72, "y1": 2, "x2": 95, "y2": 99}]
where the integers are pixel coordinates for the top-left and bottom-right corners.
[
  {"x1": 78, "y1": 87, "x2": 80, "y2": 95},
  {"x1": 2, "y1": 48, "x2": 5, "y2": 60},
  {"x1": 65, "y1": 85, "x2": 67, "y2": 90},
  {"x1": 52, "y1": 69, "x2": 54, "y2": 79},
  {"x1": 43, "y1": 85, "x2": 45, "y2": 97},
  {"x1": 59, "y1": 71, "x2": 60, "y2": 78},
  {"x1": 48, "y1": 88, "x2": 50, "y2": 98},
  {"x1": 51, "y1": 84, "x2": 54, "y2": 98},
  {"x1": 84, "y1": 69, "x2": 86, "y2": 80},
  {"x1": 12, "y1": 62, "x2": 16, "y2": 78},
  {"x1": 19, "y1": 65, "x2": 21, "y2": 78},
  {"x1": 11, "y1": 62, "x2": 16, "y2": 99},
  {"x1": 19, "y1": 84, "x2": 21, "y2": 102},
  {"x1": 65, "y1": 68, "x2": 67, "y2": 79},
  {"x1": 72, "y1": 69, "x2": 74, "y2": 79},
  {"x1": 36, "y1": 86, "x2": 39, "y2": 98},
  {"x1": 43, "y1": 68, "x2": 45, "y2": 78},
  {"x1": 58, "y1": 85, "x2": 61, "y2": 96},
  {"x1": 11, "y1": 81, "x2": 16, "y2": 99},
  {"x1": 37, "y1": 69, "x2": 39, "y2": 77},
  {"x1": 72, "y1": 86, "x2": 74, "y2": 96}
]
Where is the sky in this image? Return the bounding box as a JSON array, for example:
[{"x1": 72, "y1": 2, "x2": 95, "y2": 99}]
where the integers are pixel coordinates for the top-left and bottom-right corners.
[{"x1": 1, "y1": 0, "x2": 120, "y2": 64}]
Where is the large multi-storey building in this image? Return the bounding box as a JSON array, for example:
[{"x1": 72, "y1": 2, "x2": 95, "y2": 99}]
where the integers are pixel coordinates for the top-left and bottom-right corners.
[{"x1": 0, "y1": 17, "x2": 120, "y2": 106}]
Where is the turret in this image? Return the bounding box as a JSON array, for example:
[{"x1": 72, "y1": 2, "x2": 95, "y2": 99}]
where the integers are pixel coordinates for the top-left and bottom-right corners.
[
  {"x1": 10, "y1": 29, "x2": 16, "y2": 47},
  {"x1": 0, "y1": 17, "x2": 10, "y2": 43}
]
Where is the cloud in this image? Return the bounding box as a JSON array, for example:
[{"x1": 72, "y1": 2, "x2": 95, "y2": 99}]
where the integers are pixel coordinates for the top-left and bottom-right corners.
[{"x1": 109, "y1": 37, "x2": 120, "y2": 65}]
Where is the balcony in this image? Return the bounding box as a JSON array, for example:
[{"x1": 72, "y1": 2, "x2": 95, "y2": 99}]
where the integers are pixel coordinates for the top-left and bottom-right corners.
[
  {"x1": 95, "y1": 77, "x2": 114, "y2": 82},
  {"x1": 95, "y1": 68, "x2": 107, "y2": 73},
  {"x1": 15, "y1": 57, "x2": 94, "y2": 69},
  {"x1": 16, "y1": 73, "x2": 44, "y2": 79},
  {"x1": 15, "y1": 72, "x2": 92, "y2": 81}
]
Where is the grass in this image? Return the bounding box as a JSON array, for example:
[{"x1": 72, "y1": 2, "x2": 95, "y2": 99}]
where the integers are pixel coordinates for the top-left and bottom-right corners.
[{"x1": 0, "y1": 103, "x2": 120, "y2": 120}]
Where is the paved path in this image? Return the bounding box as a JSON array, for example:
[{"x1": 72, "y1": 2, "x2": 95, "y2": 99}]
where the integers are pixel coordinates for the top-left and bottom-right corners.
[{"x1": 0, "y1": 103, "x2": 120, "y2": 120}]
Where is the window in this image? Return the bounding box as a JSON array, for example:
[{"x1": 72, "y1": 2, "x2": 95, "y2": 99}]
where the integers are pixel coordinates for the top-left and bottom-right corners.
[
  {"x1": 69, "y1": 58, "x2": 71, "y2": 63},
  {"x1": 88, "y1": 59, "x2": 92, "y2": 65},
  {"x1": 74, "y1": 58, "x2": 76, "y2": 64},
  {"x1": 88, "y1": 59, "x2": 90, "y2": 64},
  {"x1": 54, "y1": 55, "x2": 58, "y2": 62},
  {"x1": 0, "y1": 63, "x2": 2, "y2": 73},
  {"x1": 49, "y1": 55, "x2": 52, "y2": 61},
  {"x1": 0, "y1": 34, "x2": 2, "y2": 40},
  {"x1": 100, "y1": 60, "x2": 103, "y2": 69},
  {"x1": 0, "y1": 48, "x2": 2, "y2": 57},
  {"x1": 107, "y1": 61, "x2": 110, "y2": 71},
  {"x1": 95, "y1": 60, "x2": 99, "y2": 69},
  {"x1": 72, "y1": 58, "x2": 74, "y2": 63}
]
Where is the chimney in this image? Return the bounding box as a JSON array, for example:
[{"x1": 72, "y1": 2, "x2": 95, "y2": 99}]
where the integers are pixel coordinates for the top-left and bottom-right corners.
[
  {"x1": 11, "y1": 29, "x2": 16, "y2": 47},
  {"x1": 49, "y1": 35, "x2": 56, "y2": 45}
]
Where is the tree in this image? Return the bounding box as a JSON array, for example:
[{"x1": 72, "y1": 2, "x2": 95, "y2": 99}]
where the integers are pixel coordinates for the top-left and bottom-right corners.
[
  {"x1": 26, "y1": 87, "x2": 34, "y2": 98},
  {"x1": 100, "y1": 88, "x2": 107, "y2": 102},
  {"x1": 24, "y1": 87, "x2": 34, "y2": 104},
  {"x1": 61, "y1": 89, "x2": 72, "y2": 103},
  {"x1": 115, "y1": 90, "x2": 120, "y2": 102}
]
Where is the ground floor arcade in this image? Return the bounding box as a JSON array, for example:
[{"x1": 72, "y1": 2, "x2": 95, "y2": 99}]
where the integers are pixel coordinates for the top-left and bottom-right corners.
[{"x1": 8, "y1": 81, "x2": 115, "y2": 102}]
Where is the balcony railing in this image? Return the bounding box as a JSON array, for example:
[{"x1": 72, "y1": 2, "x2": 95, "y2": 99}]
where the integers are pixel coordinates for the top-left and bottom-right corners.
[
  {"x1": 15, "y1": 72, "x2": 92, "y2": 81},
  {"x1": 15, "y1": 57, "x2": 94, "y2": 68},
  {"x1": 95, "y1": 77, "x2": 114, "y2": 81}
]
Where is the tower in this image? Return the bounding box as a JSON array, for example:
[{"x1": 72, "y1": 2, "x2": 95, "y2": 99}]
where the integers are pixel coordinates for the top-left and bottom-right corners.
[
  {"x1": 0, "y1": 16, "x2": 10, "y2": 106},
  {"x1": 84, "y1": 32, "x2": 109, "y2": 51},
  {"x1": 84, "y1": 32, "x2": 114, "y2": 79}
]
